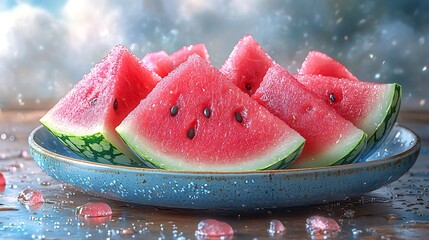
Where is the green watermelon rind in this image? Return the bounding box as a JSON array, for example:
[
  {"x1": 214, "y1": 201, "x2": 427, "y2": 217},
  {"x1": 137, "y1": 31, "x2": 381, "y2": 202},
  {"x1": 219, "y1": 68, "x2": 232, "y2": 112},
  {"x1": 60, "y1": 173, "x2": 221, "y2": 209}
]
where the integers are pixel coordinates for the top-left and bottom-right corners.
[
  {"x1": 42, "y1": 125, "x2": 148, "y2": 167},
  {"x1": 288, "y1": 130, "x2": 367, "y2": 169},
  {"x1": 116, "y1": 125, "x2": 306, "y2": 172},
  {"x1": 335, "y1": 131, "x2": 367, "y2": 165},
  {"x1": 360, "y1": 83, "x2": 402, "y2": 157}
]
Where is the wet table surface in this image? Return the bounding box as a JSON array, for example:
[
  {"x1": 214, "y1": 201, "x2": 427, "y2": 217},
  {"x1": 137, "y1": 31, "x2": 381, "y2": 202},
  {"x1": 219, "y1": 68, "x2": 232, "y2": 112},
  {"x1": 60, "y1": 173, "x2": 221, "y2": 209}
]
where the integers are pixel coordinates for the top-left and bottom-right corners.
[{"x1": 0, "y1": 111, "x2": 428, "y2": 239}]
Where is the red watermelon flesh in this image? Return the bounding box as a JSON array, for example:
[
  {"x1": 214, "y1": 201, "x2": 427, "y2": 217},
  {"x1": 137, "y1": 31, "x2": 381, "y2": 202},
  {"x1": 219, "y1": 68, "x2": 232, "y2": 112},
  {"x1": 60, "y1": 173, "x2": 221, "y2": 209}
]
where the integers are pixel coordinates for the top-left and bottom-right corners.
[
  {"x1": 294, "y1": 74, "x2": 401, "y2": 157},
  {"x1": 41, "y1": 45, "x2": 161, "y2": 166},
  {"x1": 141, "y1": 43, "x2": 210, "y2": 78},
  {"x1": 169, "y1": 43, "x2": 210, "y2": 68},
  {"x1": 220, "y1": 34, "x2": 275, "y2": 96},
  {"x1": 252, "y1": 65, "x2": 366, "y2": 168},
  {"x1": 141, "y1": 50, "x2": 174, "y2": 78},
  {"x1": 299, "y1": 50, "x2": 358, "y2": 80},
  {"x1": 117, "y1": 55, "x2": 305, "y2": 172}
]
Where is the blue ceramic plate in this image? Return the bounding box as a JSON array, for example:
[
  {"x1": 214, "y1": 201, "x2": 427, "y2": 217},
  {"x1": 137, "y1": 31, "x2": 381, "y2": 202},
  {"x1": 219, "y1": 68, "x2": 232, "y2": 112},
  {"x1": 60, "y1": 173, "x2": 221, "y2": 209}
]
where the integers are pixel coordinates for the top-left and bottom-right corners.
[{"x1": 29, "y1": 125, "x2": 420, "y2": 210}]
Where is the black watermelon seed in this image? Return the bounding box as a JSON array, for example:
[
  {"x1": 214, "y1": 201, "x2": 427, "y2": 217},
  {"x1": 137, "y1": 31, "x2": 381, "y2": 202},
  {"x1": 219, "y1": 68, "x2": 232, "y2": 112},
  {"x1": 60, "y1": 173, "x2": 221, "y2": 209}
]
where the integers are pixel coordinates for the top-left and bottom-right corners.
[
  {"x1": 187, "y1": 128, "x2": 195, "y2": 140},
  {"x1": 113, "y1": 99, "x2": 118, "y2": 110},
  {"x1": 170, "y1": 105, "x2": 179, "y2": 116},
  {"x1": 245, "y1": 83, "x2": 252, "y2": 91},
  {"x1": 203, "y1": 107, "x2": 211, "y2": 118},
  {"x1": 89, "y1": 98, "x2": 97, "y2": 106},
  {"x1": 234, "y1": 112, "x2": 243, "y2": 123},
  {"x1": 329, "y1": 93, "x2": 336, "y2": 103}
]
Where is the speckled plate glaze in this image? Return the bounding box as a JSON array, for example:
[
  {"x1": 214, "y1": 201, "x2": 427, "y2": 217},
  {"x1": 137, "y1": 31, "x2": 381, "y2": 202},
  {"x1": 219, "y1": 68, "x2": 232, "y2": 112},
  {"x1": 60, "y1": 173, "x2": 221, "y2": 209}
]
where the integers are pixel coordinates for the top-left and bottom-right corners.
[{"x1": 29, "y1": 125, "x2": 420, "y2": 210}]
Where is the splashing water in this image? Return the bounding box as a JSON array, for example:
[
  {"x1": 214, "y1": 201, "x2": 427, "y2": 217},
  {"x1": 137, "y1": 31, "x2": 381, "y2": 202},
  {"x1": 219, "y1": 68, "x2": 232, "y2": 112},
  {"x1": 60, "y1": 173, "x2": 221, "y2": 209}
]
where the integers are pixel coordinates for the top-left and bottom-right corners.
[
  {"x1": 17, "y1": 189, "x2": 44, "y2": 205},
  {"x1": 195, "y1": 219, "x2": 234, "y2": 239},
  {"x1": 268, "y1": 219, "x2": 286, "y2": 234},
  {"x1": 76, "y1": 202, "x2": 112, "y2": 218}
]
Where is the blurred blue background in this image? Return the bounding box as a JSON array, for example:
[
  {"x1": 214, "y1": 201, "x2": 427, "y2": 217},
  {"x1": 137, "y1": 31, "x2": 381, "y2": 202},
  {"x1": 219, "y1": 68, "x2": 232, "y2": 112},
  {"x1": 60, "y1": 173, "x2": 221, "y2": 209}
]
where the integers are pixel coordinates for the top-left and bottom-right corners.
[{"x1": 0, "y1": 0, "x2": 428, "y2": 111}]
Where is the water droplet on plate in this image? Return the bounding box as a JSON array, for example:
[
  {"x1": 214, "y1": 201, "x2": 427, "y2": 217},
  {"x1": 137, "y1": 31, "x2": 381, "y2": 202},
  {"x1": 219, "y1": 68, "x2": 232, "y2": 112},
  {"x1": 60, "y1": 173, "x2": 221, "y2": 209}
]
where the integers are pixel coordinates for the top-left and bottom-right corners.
[{"x1": 374, "y1": 73, "x2": 381, "y2": 79}]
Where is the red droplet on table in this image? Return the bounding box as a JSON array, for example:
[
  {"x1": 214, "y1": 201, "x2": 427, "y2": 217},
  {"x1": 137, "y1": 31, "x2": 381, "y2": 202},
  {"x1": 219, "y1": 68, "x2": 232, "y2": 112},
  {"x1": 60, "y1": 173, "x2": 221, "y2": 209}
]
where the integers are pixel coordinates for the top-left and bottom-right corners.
[
  {"x1": 268, "y1": 219, "x2": 286, "y2": 234},
  {"x1": 195, "y1": 219, "x2": 234, "y2": 239},
  {"x1": 17, "y1": 189, "x2": 44, "y2": 205},
  {"x1": 306, "y1": 215, "x2": 341, "y2": 233},
  {"x1": 76, "y1": 202, "x2": 113, "y2": 218}
]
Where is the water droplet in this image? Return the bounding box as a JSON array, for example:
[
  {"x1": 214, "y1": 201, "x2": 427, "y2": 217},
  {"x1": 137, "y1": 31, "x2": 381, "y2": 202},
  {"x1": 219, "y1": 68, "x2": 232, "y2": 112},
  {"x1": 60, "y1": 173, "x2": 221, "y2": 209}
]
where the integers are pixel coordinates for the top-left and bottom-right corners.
[
  {"x1": 374, "y1": 73, "x2": 381, "y2": 79},
  {"x1": 419, "y1": 99, "x2": 426, "y2": 106},
  {"x1": 8, "y1": 134, "x2": 15, "y2": 142},
  {"x1": 119, "y1": 228, "x2": 135, "y2": 236},
  {"x1": 423, "y1": 66, "x2": 427, "y2": 72},
  {"x1": 384, "y1": 214, "x2": 404, "y2": 220},
  {"x1": 268, "y1": 219, "x2": 286, "y2": 234},
  {"x1": 17, "y1": 189, "x2": 44, "y2": 205},
  {"x1": 352, "y1": 228, "x2": 363, "y2": 235},
  {"x1": 8, "y1": 162, "x2": 24, "y2": 172},
  {"x1": 76, "y1": 202, "x2": 112, "y2": 218},
  {"x1": 195, "y1": 219, "x2": 234, "y2": 239},
  {"x1": 19, "y1": 150, "x2": 29, "y2": 158},
  {"x1": 40, "y1": 181, "x2": 51, "y2": 186},
  {"x1": 342, "y1": 209, "x2": 355, "y2": 218},
  {"x1": 306, "y1": 215, "x2": 341, "y2": 234}
]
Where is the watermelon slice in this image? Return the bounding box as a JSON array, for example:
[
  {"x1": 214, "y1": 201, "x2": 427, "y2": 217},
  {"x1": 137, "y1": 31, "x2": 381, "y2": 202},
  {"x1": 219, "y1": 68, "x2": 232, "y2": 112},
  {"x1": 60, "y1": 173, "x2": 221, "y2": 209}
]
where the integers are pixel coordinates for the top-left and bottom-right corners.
[
  {"x1": 140, "y1": 51, "x2": 174, "y2": 79},
  {"x1": 252, "y1": 65, "x2": 367, "y2": 168},
  {"x1": 299, "y1": 50, "x2": 359, "y2": 80},
  {"x1": 141, "y1": 43, "x2": 210, "y2": 78},
  {"x1": 220, "y1": 34, "x2": 275, "y2": 96},
  {"x1": 40, "y1": 45, "x2": 160, "y2": 166},
  {"x1": 116, "y1": 55, "x2": 305, "y2": 172},
  {"x1": 170, "y1": 43, "x2": 210, "y2": 68},
  {"x1": 294, "y1": 74, "x2": 401, "y2": 157}
]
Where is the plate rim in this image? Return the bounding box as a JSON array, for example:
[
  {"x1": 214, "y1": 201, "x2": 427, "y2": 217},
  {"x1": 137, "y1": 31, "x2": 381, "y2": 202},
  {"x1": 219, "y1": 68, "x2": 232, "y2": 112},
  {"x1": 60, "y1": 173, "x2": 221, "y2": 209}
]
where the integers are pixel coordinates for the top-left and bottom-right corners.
[{"x1": 28, "y1": 124, "x2": 421, "y2": 176}]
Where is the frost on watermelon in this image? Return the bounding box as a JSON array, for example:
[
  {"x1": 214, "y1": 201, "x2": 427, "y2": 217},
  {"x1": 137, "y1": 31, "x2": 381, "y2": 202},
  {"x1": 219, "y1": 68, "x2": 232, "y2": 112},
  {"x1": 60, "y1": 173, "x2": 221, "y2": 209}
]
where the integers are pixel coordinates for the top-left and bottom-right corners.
[
  {"x1": 294, "y1": 74, "x2": 401, "y2": 157},
  {"x1": 299, "y1": 50, "x2": 358, "y2": 81},
  {"x1": 40, "y1": 45, "x2": 160, "y2": 167},
  {"x1": 116, "y1": 55, "x2": 305, "y2": 172},
  {"x1": 220, "y1": 35, "x2": 275, "y2": 96},
  {"x1": 141, "y1": 43, "x2": 210, "y2": 78},
  {"x1": 252, "y1": 65, "x2": 367, "y2": 168}
]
